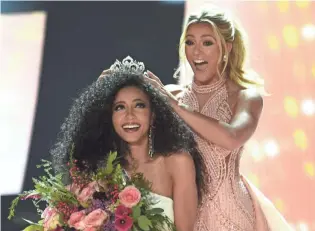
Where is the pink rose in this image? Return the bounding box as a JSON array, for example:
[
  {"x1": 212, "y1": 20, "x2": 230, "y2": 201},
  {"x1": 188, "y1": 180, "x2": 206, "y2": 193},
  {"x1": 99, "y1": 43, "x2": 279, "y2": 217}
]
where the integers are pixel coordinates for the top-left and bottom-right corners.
[
  {"x1": 83, "y1": 208, "x2": 108, "y2": 228},
  {"x1": 68, "y1": 210, "x2": 86, "y2": 230},
  {"x1": 77, "y1": 182, "x2": 97, "y2": 205},
  {"x1": 72, "y1": 220, "x2": 86, "y2": 230},
  {"x1": 118, "y1": 186, "x2": 141, "y2": 208},
  {"x1": 41, "y1": 207, "x2": 53, "y2": 220},
  {"x1": 42, "y1": 207, "x2": 63, "y2": 231}
]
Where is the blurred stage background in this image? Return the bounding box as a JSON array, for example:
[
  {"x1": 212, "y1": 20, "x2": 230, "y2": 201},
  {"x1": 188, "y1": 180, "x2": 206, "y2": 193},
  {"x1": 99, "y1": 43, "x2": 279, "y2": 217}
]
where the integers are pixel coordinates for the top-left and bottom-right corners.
[{"x1": 1, "y1": 1, "x2": 314, "y2": 230}]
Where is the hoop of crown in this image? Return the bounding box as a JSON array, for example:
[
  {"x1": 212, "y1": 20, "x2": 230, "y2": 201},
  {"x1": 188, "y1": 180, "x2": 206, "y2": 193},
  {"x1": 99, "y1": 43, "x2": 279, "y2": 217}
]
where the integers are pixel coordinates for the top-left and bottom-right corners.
[{"x1": 109, "y1": 56, "x2": 146, "y2": 76}]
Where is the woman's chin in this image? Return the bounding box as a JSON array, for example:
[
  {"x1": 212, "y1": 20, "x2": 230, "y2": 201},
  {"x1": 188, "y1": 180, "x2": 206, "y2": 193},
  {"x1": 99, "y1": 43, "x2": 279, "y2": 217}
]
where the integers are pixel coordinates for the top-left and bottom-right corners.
[{"x1": 122, "y1": 135, "x2": 144, "y2": 146}]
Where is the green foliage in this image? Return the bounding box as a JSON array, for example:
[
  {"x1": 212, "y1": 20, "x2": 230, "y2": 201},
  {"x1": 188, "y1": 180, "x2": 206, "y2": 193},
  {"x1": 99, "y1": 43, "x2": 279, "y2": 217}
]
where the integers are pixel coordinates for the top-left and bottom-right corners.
[
  {"x1": 8, "y1": 195, "x2": 22, "y2": 220},
  {"x1": 8, "y1": 149, "x2": 176, "y2": 231},
  {"x1": 8, "y1": 159, "x2": 79, "y2": 220},
  {"x1": 93, "y1": 151, "x2": 117, "y2": 181},
  {"x1": 132, "y1": 205, "x2": 141, "y2": 219},
  {"x1": 23, "y1": 224, "x2": 44, "y2": 231},
  {"x1": 137, "y1": 215, "x2": 152, "y2": 231}
]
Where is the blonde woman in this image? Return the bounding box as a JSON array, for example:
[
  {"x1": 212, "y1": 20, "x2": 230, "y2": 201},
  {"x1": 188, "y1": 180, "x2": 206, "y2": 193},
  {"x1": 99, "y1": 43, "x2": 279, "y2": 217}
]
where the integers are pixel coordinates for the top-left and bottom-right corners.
[{"x1": 145, "y1": 5, "x2": 293, "y2": 231}]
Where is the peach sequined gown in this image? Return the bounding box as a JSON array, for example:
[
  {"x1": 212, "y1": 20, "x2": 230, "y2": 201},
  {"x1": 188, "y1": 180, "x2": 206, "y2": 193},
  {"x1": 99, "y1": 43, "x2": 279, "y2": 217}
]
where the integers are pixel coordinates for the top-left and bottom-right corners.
[{"x1": 179, "y1": 79, "x2": 292, "y2": 231}]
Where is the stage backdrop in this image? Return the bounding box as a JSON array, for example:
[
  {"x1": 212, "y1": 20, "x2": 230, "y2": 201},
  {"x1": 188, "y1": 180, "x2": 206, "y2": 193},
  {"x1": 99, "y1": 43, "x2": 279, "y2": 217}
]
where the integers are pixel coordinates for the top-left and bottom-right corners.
[{"x1": 1, "y1": 1, "x2": 314, "y2": 231}]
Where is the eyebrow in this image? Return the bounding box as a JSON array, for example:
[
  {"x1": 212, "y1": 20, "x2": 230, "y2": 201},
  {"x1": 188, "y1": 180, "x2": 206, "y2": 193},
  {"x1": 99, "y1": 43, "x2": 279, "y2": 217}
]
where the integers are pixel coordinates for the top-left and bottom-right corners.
[
  {"x1": 113, "y1": 98, "x2": 145, "y2": 105},
  {"x1": 186, "y1": 34, "x2": 215, "y2": 39}
]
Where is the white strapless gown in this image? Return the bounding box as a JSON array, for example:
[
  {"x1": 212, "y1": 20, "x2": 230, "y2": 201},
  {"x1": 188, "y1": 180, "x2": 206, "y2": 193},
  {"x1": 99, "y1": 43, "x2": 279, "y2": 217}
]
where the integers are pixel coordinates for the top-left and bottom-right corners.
[{"x1": 149, "y1": 192, "x2": 174, "y2": 223}]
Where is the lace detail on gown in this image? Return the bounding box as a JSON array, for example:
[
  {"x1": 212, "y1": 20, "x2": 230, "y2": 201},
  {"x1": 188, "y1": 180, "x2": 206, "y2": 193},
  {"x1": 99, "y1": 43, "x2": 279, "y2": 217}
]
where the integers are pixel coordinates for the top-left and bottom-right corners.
[{"x1": 179, "y1": 83, "x2": 255, "y2": 231}]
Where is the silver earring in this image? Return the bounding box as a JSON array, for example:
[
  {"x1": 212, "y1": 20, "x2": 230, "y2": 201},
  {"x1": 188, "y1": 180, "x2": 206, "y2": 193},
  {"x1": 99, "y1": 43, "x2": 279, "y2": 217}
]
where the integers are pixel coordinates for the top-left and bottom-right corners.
[
  {"x1": 148, "y1": 126, "x2": 154, "y2": 158},
  {"x1": 223, "y1": 54, "x2": 228, "y2": 62}
]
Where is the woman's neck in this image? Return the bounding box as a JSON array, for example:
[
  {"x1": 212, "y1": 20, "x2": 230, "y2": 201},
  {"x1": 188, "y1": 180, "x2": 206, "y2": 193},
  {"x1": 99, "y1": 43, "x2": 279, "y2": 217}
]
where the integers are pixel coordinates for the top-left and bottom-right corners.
[
  {"x1": 127, "y1": 140, "x2": 152, "y2": 165},
  {"x1": 192, "y1": 76, "x2": 225, "y2": 94},
  {"x1": 193, "y1": 75, "x2": 220, "y2": 86}
]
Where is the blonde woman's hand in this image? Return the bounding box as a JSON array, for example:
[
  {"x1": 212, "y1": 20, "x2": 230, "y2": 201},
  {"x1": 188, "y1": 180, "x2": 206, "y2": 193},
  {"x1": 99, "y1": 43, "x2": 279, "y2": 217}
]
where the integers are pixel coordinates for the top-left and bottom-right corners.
[
  {"x1": 145, "y1": 70, "x2": 178, "y2": 104},
  {"x1": 145, "y1": 70, "x2": 165, "y2": 90}
]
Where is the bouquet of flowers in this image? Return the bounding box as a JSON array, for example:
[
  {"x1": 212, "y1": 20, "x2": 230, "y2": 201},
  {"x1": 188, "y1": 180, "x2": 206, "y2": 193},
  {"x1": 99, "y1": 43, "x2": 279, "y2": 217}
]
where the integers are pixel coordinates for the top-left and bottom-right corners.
[{"x1": 8, "y1": 150, "x2": 175, "y2": 231}]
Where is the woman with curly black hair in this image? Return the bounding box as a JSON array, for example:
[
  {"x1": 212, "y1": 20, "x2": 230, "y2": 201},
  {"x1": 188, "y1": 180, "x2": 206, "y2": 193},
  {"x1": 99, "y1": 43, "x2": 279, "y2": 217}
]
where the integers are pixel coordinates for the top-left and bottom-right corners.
[{"x1": 51, "y1": 56, "x2": 206, "y2": 231}]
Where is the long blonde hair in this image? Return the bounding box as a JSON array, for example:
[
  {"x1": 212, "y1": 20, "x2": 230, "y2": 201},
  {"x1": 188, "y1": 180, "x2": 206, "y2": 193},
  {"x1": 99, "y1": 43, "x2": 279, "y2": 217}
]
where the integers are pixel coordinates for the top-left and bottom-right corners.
[{"x1": 175, "y1": 6, "x2": 265, "y2": 90}]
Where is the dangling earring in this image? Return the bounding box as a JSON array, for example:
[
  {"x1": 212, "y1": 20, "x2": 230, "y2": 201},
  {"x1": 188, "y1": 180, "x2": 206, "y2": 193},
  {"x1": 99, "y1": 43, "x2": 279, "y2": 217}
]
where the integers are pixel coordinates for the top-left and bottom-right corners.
[
  {"x1": 148, "y1": 126, "x2": 154, "y2": 158},
  {"x1": 223, "y1": 54, "x2": 228, "y2": 62}
]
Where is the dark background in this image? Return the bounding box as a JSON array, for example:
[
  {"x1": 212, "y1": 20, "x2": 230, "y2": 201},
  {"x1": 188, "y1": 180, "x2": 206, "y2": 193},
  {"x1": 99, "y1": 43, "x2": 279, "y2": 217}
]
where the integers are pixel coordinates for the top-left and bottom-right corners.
[{"x1": 1, "y1": 1, "x2": 184, "y2": 230}]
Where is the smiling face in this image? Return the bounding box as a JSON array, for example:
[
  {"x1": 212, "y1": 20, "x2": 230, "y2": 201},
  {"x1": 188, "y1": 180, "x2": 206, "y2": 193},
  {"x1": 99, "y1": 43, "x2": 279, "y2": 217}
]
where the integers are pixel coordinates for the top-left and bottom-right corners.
[
  {"x1": 112, "y1": 86, "x2": 152, "y2": 145},
  {"x1": 184, "y1": 22, "x2": 222, "y2": 85}
]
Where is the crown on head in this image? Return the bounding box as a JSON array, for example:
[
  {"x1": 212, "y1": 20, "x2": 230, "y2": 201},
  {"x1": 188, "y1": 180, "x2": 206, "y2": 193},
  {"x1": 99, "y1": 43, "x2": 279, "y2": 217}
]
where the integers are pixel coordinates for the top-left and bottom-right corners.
[{"x1": 109, "y1": 56, "x2": 146, "y2": 76}]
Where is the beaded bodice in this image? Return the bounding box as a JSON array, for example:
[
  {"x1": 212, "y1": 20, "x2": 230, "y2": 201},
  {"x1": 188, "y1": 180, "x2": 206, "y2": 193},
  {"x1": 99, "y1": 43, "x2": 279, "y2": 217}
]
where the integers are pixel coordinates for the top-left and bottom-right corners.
[{"x1": 179, "y1": 80, "x2": 255, "y2": 231}]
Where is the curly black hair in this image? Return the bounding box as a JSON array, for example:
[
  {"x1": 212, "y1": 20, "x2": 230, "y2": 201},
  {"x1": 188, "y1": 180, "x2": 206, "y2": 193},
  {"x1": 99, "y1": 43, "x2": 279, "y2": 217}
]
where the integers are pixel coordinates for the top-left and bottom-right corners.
[{"x1": 51, "y1": 61, "x2": 206, "y2": 202}]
